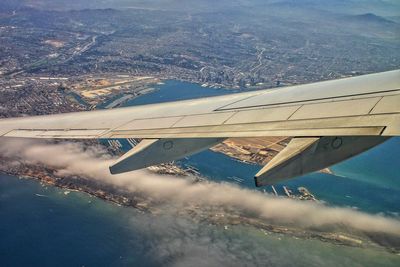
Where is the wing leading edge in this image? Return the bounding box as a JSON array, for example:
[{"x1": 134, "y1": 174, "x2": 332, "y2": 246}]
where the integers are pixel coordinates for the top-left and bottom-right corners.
[{"x1": 0, "y1": 70, "x2": 399, "y2": 185}]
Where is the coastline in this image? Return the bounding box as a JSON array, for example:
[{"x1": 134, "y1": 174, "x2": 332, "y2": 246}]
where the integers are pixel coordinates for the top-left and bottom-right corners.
[{"x1": 0, "y1": 160, "x2": 398, "y2": 254}]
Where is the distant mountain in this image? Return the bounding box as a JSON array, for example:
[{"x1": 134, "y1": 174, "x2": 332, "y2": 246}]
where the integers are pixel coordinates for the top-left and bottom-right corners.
[
  {"x1": 353, "y1": 13, "x2": 395, "y2": 24},
  {"x1": 4, "y1": 0, "x2": 400, "y2": 17},
  {"x1": 267, "y1": 0, "x2": 400, "y2": 17}
]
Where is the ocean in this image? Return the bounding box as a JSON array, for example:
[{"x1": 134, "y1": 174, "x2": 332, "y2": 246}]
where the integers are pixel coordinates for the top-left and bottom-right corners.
[{"x1": 1, "y1": 80, "x2": 399, "y2": 266}]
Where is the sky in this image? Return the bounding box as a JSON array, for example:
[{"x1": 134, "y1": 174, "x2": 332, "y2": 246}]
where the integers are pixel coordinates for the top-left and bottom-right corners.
[{"x1": 3, "y1": 0, "x2": 399, "y2": 17}]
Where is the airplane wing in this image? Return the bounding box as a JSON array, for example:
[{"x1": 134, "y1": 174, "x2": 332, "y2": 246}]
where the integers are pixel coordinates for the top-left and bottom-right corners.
[{"x1": 1, "y1": 70, "x2": 399, "y2": 186}]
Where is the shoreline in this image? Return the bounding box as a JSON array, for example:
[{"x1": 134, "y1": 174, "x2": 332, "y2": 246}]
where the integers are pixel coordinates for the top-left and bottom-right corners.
[{"x1": 0, "y1": 163, "x2": 398, "y2": 254}]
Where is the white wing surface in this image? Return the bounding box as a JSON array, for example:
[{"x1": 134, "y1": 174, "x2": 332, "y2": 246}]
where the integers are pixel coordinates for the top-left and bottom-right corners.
[{"x1": 1, "y1": 70, "x2": 399, "y2": 185}]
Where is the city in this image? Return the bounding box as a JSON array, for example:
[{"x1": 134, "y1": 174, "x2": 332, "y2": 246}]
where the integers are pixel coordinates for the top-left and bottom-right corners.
[{"x1": 0, "y1": 1, "x2": 399, "y2": 266}]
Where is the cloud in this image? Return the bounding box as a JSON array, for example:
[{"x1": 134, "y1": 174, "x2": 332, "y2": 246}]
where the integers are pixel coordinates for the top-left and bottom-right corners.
[{"x1": 1, "y1": 137, "x2": 400, "y2": 237}]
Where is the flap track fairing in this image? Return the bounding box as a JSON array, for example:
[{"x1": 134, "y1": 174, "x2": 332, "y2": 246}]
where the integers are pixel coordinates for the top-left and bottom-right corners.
[
  {"x1": 110, "y1": 138, "x2": 224, "y2": 174},
  {"x1": 255, "y1": 136, "x2": 389, "y2": 186}
]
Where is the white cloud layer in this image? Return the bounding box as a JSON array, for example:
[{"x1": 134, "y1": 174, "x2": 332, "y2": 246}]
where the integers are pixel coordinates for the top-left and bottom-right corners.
[{"x1": 1, "y1": 138, "x2": 399, "y2": 236}]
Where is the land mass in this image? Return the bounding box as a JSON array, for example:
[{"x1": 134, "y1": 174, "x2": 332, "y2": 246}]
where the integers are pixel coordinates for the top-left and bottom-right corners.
[
  {"x1": 0, "y1": 0, "x2": 399, "y2": 255},
  {"x1": 0, "y1": 152, "x2": 396, "y2": 253}
]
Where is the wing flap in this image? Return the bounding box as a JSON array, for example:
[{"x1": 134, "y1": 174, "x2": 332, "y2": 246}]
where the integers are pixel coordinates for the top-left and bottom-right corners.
[
  {"x1": 117, "y1": 117, "x2": 183, "y2": 131},
  {"x1": 224, "y1": 106, "x2": 300, "y2": 124},
  {"x1": 107, "y1": 112, "x2": 390, "y2": 138},
  {"x1": 172, "y1": 112, "x2": 235, "y2": 128},
  {"x1": 4, "y1": 129, "x2": 108, "y2": 139},
  {"x1": 371, "y1": 94, "x2": 400, "y2": 114},
  {"x1": 108, "y1": 127, "x2": 384, "y2": 139},
  {"x1": 288, "y1": 97, "x2": 381, "y2": 120}
]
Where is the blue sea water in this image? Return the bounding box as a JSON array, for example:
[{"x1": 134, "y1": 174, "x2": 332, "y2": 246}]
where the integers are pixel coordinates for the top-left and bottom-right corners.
[
  {"x1": 0, "y1": 176, "x2": 150, "y2": 266},
  {"x1": 126, "y1": 80, "x2": 239, "y2": 106},
  {"x1": 179, "y1": 149, "x2": 400, "y2": 215},
  {"x1": 1, "y1": 80, "x2": 400, "y2": 266},
  {"x1": 1, "y1": 175, "x2": 400, "y2": 267}
]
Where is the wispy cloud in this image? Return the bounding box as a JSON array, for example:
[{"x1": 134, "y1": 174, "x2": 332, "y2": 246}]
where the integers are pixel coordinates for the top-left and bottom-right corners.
[{"x1": 1, "y1": 138, "x2": 400, "y2": 236}]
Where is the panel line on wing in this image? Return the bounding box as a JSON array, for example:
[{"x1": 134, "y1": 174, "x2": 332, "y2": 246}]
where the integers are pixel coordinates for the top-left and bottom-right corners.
[
  {"x1": 215, "y1": 89, "x2": 400, "y2": 111},
  {"x1": 221, "y1": 111, "x2": 238, "y2": 125},
  {"x1": 368, "y1": 96, "x2": 384, "y2": 114},
  {"x1": 286, "y1": 105, "x2": 304, "y2": 120},
  {"x1": 169, "y1": 116, "x2": 187, "y2": 128},
  {"x1": 212, "y1": 92, "x2": 263, "y2": 111}
]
